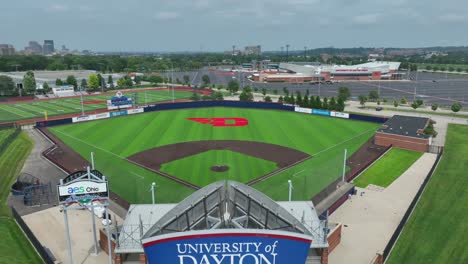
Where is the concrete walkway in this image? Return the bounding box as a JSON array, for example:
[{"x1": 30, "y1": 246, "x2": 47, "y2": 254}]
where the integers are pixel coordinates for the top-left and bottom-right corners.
[{"x1": 328, "y1": 153, "x2": 437, "y2": 264}]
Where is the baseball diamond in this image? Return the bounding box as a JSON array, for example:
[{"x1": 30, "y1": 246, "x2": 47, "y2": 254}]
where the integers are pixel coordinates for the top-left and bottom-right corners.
[{"x1": 44, "y1": 107, "x2": 381, "y2": 204}]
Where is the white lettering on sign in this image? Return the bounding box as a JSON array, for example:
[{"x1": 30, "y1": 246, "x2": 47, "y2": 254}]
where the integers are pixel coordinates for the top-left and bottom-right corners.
[
  {"x1": 294, "y1": 107, "x2": 312, "y2": 114},
  {"x1": 58, "y1": 181, "x2": 107, "y2": 196},
  {"x1": 175, "y1": 241, "x2": 278, "y2": 264}
]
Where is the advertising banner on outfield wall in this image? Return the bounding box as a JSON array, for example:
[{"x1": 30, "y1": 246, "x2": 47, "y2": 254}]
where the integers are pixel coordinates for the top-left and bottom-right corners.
[
  {"x1": 142, "y1": 229, "x2": 313, "y2": 264},
  {"x1": 312, "y1": 109, "x2": 331, "y2": 116},
  {"x1": 127, "y1": 108, "x2": 144, "y2": 115},
  {"x1": 294, "y1": 107, "x2": 313, "y2": 114},
  {"x1": 330, "y1": 111, "x2": 350, "y2": 119},
  {"x1": 110, "y1": 110, "x2": 128, "y2": 118},
  {"x1": 72, "y1": 113, "x2": 111, "y2": 123}
]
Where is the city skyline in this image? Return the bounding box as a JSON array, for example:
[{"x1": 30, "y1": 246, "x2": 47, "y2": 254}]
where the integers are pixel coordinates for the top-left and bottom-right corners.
[{"x1": 1, "y1": 0, "x2": 468, "y2": 52}]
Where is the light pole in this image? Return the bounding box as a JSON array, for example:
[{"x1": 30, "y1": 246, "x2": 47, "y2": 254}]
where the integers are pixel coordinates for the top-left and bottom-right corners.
[
  {"x1": 286, "y1": 44, "x2": 290, "y2": 62},
  {"x1": 288, "y1": 180, "x2": 293, "y2": 202},
  {"x1": 150, "y1": 182, "x2": 156, "y2": 204},
  {"x1": 304, "y1": 46, "x2": 307, "y2": 60},
  {"x1": 280, "y1": 47, "x2": 284, "y2": 62},
  {"x1": 80, "y1": 85, "x2": 84, "y2": 116},
  {"x1": 342, "y1": 149, "x2": 347, "y2": 182},
  {"x1": 171, "y1": 62, "x2": 174, "y2": 103}
]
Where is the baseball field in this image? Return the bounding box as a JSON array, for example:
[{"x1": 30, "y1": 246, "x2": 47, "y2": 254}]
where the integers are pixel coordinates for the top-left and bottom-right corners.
[
  {"x1": 0, "y1": 89, "x2": 191, "y2": 122},
  {"x1": 387, "y1": 124, "x2": 468, "y2": 264},
  {"x1": 47, "y1": 107, "x2": 380, "y2": 203}
]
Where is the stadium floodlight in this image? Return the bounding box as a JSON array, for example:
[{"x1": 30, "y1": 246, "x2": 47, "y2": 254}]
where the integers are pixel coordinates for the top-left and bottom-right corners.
[
  {"x1": 151, "y1": 182, "x2": 156, "y2": 205},
  {"x1": 288, "y1": 180, "x2": 294, "y2": 202}
]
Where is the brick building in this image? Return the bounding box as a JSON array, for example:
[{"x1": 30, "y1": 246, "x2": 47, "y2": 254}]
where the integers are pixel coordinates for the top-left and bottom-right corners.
[{"x1": 375, "y1": 115, "x2": 432, "y2": 152}]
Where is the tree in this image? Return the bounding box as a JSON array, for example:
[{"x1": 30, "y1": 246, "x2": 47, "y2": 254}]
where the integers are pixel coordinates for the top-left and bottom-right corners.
[
  {"x1": 368, "y1": 90, "x2": 379, "y2": 101},
  {"x1": 202, "y1": 75, "x2": 210, "y2": 85},
  {"x1": 283, "y1": 87, "x2": 289, "y2": 96},
  {"x1": 81, "y1": 79, "x2": 87, "y2": 89},
  {"x1": 329, "y1": 97, "x2": 337, "y2": 110},
  {"x1": 264, "y1": 96, "x2": 272, "y2": 102},
  {"x1": 451, "y1": 103, "x2": 462, "y2": 113},
  {"x1": 66, "y1": 75, "x2": 78, "y2": 90},
  {"x1": 108, "y1": 75, "x2": 114, "y2": 89},
  {"x1": 415, "y1": 99, "x2": 424, "y2": 107},
  {"x1": 0, "y1": 75, "x2": 15, "y2": 96},
  {"x1": 261, "y1": 87, "x2": 267, "y2": 97},
  {"x1": 377, "y1": 100, "x2": 381, "y2": 105},
  {"x1": 296, "y1": 92, "x2": 303, "y2": 106},
  {"x1": 303, "y1": 95, "x2": 309, "y2": 108},
  {"x1": 239, "y1": 88, "x2": 254, "y2": 101},
  {"x1": 358, "y1": 95, "x2": 367, "y2": 107},
  {"x1": 213, "y1": 91, "x2": 224, "y2": 101},
  {"x1": 393, "y1": 101, "x2": 399, "y2": 107},
  {"x1": 315, "y1": 96, "x2": 322, "y2": 109},
  {"x1": 88, "y1": 74, "x2": 100, "y2": 90},
  {"x1": 273, "y1": 89, "x2": 278, "y2": 95},
  {"x1": 400, "y1": 96, "x2": 407, "y2": 105},
  {"x1": 56, "y1": 78, "x2": 64, "y2": 86},
  {"x1": 322, "y1": 97, "x2": 329, "y2": 110},
  {"x1": 216, "y1": 84, "x2": 223, "y2": 91},
  {"x1": 336, "y1": 97, "x2": 345, "y2": 111},
  {"x1": 338, "y1": 87, "x2": 351, "y2": 101},
  {"x1": 190, "y1": 92, "x2": 201, "y2": 101},
  {"x1": 23, "y1": 71, "x2": 36, "y2": 94},
  {"x1": 227, "y1": 79, "x2": 239, "y2": 94},
  {"x1": 148, "y1": 75, "x2": 163, "y2": 84},
  {"x1": 431, "y1": 104, "x2": 438, "y2": 111},
  {"x1": 42, "y1": 82, "x2": 51, "y2": 94},
  {"x1": 278, "y1": 96, "x2": 284, "y2": 103},
  {"x1": 411, "y1": 102, "x2": 419, "y2": 109},
  {"x1": 183, "y1": 75, "x2": 190, "y2": 84}
]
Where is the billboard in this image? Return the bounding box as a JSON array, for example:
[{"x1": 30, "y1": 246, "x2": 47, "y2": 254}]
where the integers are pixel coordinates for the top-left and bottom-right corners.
[
  {"x1": 107, "y1": 91, "x2": 132, "y2": 110},
  {"x1": 294, "y1": 107, "x2": 312, "y2": 114},
  {"x1": 142, "y1": 229, "x2": 312, "y2": 264},
  {"x1": 311, "y1": 109, "x2": 330, "y2": 116},
  {"x1": 330, "y1": 111, "x2": 350, "y2": 119},
  {"x1": 72, "y1": 112, "x2": 111, "y2": 123},
  {"x1": 57, "y1": 180, "x2": 109, "y2": 204}
]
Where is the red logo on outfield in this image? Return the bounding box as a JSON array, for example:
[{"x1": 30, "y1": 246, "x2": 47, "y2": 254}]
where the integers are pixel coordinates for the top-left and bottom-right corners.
[{"x1": 188, "y1": 118, "x2": 248, "y2": 127}]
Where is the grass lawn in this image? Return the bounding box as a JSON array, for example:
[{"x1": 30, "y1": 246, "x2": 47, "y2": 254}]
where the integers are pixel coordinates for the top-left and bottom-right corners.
[
  {"x1": 0, "y1": 89, "x2": 191, "y2": 122},
  {"x1": 160, "y1": 150, "x2": 279, "y2": 186},
  {"x1": 387, "y1": 124, "x2": 468, "y2": 264},
  {"x1": 0, "y1": 131, "x2": 42, "y2": 264},
  {"x1": 353, "y1": 148, "x2": 423, "y2": 188},
  {"x1": 0, "y1": 128, "x2": 15, "y2": 145},
  {"x1": 49, "y1": 107, "x2": 379, "y2": 203}
]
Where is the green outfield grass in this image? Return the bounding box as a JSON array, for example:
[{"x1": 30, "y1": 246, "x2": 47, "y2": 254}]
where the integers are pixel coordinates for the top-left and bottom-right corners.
[
  {"x1": 0, "y1": 89, "x2": 191, "y2": 122},
  {"x1": 387, "y1": 124, "x2": 468, "y2": 264},
  {"x1": 160, "y1": 150, "x2": 279, "y2": 186},
  {"x1": 353, "y1": 148, "x2": 423, "y2": 188},
  {"x1": 0, "y1": 131, "x2": 42, "y2": 264},
  {"x1": 0, "y1": 128, "x2": 15, "y2": 144},
  {"x1": 49, "y1": 107, "x2": 379, "y2": 203}
]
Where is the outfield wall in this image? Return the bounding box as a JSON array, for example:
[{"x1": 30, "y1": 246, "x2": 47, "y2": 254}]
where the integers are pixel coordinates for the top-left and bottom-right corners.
[{"x1": 35, "y1": 101, "x2": 388, "y2": 128}]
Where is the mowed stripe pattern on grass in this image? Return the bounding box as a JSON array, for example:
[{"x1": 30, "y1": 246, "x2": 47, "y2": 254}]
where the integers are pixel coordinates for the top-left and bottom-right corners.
[
  {"x1": 387, "y1": 124, "x2": 468, "y2": 264},
  {"x1": 160, "y1": 150, "x2": 278, "y2": 186},
  {"x1": 0, "y1": 89, "x2": 190, "y2": 122},
  {"x1": 353, "y1": 148, "x2": 423, "y2": 188},
  {"x1": 50, "y1": 108, "x2": 379, "y2": 203}
]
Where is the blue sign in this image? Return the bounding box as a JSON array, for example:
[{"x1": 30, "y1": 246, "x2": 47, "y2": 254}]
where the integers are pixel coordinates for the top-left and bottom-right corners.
[
  {"x1": 111, "y1": 95, "x2": 132, "y2": 106},
  {"x1": 142, "y1": 229, "x2": 312, "y2": 264},
  {"x1": 312, "y1": 109, "x2": 330, "y2": 116},
  {"x1": 110, "y1": 110, "x2": 128, "y2": 118}
]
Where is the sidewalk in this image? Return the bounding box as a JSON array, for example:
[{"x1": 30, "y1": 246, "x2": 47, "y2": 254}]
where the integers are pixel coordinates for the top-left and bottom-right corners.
[{"x1": 328, "y1": 153, "x2": 437, "y2": 264}]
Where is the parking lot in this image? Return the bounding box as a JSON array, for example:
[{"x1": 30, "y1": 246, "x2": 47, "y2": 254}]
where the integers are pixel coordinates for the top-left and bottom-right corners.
[{"x1": 177, "y1": 69, "x2": 468, "y2": 107}]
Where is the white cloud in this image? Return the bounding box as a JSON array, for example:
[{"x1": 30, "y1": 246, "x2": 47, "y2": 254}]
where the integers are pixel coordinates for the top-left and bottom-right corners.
[
  {"x1": 155, "y1": 11, "x2": 180, "y2": 21},
  {"x1": 351, "y1": 13, "x2": 382, "y2": 25}
]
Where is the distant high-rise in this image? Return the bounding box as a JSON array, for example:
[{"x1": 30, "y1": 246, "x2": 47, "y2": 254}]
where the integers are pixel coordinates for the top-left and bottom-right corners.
[
  {"x1": 27, "y1": 41, "x2": 42, "y2": 54},
  {"x1": 43, "y1": 40, "x2": 55, "y2": 55},
  {"x1": 0, "y1": 44, "x2": 15, "y2": 56},
  {"x1": 244, "y1": 45, "x2": 261, "y2": 56}
]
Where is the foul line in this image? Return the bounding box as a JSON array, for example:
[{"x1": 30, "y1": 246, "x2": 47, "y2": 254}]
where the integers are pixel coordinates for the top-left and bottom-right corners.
[
  {"x1": 311, "y1": 127, "x2": 377, "y2": 157},
  {"x1": 49, "y1": 128, "x2": 126, "y2": 160}
]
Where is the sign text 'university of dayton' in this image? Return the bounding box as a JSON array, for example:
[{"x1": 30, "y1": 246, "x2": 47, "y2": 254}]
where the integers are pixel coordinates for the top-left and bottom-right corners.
[{"x1": 142, "y1": 230, "x2": 312, "y2": 264}]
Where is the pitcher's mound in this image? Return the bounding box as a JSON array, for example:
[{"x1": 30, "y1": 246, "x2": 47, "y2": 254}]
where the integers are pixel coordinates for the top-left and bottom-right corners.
[{"x1": 210, "y1": 165, "x2": 229, "y2": 172}]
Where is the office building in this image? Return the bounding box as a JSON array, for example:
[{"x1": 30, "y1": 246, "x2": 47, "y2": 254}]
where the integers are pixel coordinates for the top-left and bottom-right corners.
[
  {"x1": 43, "y1": 40, "x2": 55, "y2": 55},
  {"x1": 0, "y1": 44, "x2": 16, "y2": 56}
]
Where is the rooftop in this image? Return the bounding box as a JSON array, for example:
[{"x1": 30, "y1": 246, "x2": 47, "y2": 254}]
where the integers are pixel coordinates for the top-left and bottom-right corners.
[{"x1": 377, "y1": 115, "x2": 431, "y2": 139}]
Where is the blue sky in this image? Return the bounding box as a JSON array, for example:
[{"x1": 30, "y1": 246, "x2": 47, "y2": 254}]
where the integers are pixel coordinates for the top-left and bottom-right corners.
[{"x1": 1, "y1": 0, "x2": 467, "y2": 52}]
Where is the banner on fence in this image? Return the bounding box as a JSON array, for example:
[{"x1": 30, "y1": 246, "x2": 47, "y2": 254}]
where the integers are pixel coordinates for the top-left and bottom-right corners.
[
  {"x1": 72, "y1": 115, "x2": 91, "y2": 123},
  {"x1": 127, "y1": 108, "x2": 144, "y2": 115},
  {"x1": 330, "y1": 111, "x2": 349, "y2": 119},
  {"x1": 295, "y1": 107, "x2": 312, "y2": 114},
  {"x1": 312, "y1": 109, "x2": 331, "y2": 116},
  {"x1": 72, "y1": 113, "x2": 110, "y2": 123},
  {"x1": 110, "y1": 110, "x2": 128, "y2": 118}
]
